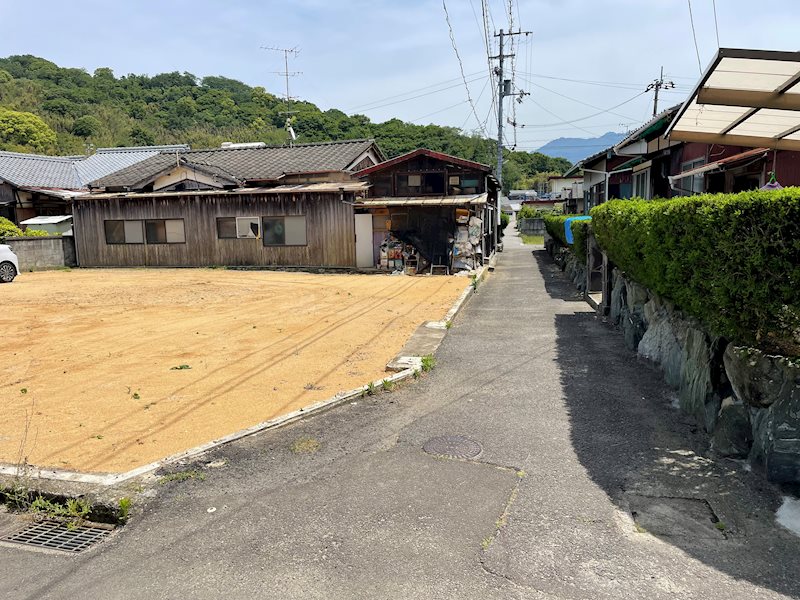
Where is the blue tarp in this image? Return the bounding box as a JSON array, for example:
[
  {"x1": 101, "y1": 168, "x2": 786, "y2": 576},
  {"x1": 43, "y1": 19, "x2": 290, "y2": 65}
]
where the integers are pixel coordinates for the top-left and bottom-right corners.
[{"x1": 564, "y1": 216, "x2": 592, "y2": 244}]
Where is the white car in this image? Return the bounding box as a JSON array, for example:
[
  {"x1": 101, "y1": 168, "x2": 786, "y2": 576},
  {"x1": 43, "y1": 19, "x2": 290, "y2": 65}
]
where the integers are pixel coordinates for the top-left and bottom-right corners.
[{"x1": 0, "y1": 244, "x2": 19, "y2": 283}]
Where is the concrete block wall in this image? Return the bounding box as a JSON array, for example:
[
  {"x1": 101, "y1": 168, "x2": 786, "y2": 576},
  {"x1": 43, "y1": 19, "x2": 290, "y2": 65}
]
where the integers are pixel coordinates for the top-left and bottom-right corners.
[
  {"x1": 517, "y1": 218, "x2": 545, "y2": 235},
  {"x1": 5, "y1": 236, "x2": 77, "y2": 271}
]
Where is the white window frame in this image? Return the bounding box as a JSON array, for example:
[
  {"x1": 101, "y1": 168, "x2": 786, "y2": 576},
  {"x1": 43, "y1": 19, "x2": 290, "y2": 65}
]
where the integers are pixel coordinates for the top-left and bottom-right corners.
[
  {"x1": 678, "y1": 158, "x2": 706, "y2": 196},
  {"x1": 236, "y1": 216, "x2": 261, "y2": 239}
]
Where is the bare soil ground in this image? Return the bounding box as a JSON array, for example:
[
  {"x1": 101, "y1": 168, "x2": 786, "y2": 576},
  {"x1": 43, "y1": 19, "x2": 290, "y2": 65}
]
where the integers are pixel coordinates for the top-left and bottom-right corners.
[{"x1": 0, "y1": 269, "x2": 467, "y2": 473}]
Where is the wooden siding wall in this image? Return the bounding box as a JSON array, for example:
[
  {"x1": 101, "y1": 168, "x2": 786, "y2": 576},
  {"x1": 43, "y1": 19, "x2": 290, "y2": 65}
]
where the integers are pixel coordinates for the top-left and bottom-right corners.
[{"x1": 73, "y1": 192, "x2": 356, "y2": 268}]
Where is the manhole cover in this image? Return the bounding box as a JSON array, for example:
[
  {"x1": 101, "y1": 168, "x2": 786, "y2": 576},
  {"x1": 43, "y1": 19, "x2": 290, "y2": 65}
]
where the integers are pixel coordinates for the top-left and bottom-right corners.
[
  {"x1": 423, "y1": 435, "x2": 482, "y2": 459},
  {"x1": 3, "y1": 520, "x2": 113, "y2": 553}
]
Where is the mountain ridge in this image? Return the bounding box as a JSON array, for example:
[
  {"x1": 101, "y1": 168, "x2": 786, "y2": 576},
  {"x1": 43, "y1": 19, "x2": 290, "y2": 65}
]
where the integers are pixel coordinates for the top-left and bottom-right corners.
[{"x1": 536, "y1": 131, "x2": 626, "y2": 164}]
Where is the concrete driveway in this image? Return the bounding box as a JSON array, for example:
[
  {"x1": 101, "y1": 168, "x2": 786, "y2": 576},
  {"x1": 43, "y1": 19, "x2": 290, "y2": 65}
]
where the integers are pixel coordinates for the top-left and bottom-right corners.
[{"x1": 2, "y1": 228, "x2": 799, "y2": 599}]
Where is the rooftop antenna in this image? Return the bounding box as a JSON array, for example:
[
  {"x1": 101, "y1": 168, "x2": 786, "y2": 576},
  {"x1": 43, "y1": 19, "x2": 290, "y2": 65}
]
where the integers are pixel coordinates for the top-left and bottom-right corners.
[{"x1": 261, "y1": 45, "x2": 302, "y2": 146}]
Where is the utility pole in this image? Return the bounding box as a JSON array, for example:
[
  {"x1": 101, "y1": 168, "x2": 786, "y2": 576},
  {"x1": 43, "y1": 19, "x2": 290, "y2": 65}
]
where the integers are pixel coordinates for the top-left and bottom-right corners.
[
  {"x1": 490, "y1": 29, "x2": 531, "y2": 239},
  {"x1": 646, "y1": 66, "x2": 675, "y2": 117},
  {"x1": 491, "y1": 29, "x2": 530, "y2": 193},
  {"x1": 261, "y1": 45, "x2": 302, "y2": 145}
]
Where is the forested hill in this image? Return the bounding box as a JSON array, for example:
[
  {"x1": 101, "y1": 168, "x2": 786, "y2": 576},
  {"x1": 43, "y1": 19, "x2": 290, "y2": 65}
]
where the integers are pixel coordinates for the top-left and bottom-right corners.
[{"x1": 0, "y1": 55, "x2": 570, "y2": 191}]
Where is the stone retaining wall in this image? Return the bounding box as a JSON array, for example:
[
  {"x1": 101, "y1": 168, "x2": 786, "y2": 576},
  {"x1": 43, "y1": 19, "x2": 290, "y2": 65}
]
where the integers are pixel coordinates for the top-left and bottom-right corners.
[
  {"x1": 546, "y1": 234, "x2": 800, "y2": 483},
  {"x1": 5, "y1": 235, "x2": 77, "y2": 271}
]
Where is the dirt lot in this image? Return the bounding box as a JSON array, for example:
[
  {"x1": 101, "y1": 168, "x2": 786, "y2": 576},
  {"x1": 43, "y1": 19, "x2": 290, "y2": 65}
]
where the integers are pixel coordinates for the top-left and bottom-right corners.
[{"x1": 0, "y1": 269, "x2": 467, "y2": 473}]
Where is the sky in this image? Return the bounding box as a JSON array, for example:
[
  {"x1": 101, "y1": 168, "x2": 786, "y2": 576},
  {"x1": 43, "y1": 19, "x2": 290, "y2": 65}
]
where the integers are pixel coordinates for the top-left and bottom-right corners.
[{"x1": 1, "y1": 0, "x2": 799, "y2": 153}]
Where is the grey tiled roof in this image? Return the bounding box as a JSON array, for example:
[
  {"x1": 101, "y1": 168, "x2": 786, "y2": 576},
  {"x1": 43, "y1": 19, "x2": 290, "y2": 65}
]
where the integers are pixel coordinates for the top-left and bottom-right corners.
[
  {"x1": 0, "y1": 145, "x2": 189, "y2": 190},
  {"x1": 89, "y1": 139, "x2": 379, "y2": 190},
  {"x1": 74, "y1": 145, "x2": 188, "y2": 187},
  {"x1": 0, "y1": 152, "x2": 80, "y2": 188}
]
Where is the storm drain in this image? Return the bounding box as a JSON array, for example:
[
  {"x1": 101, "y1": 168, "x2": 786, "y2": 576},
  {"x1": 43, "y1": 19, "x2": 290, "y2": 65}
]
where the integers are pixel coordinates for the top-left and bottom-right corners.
[
  {"x1": 3, "y1": 520, "x2": 113, "y2": 553},
  {"x1": 423, "y1": 435, "x2": 483, "y2": 460}
]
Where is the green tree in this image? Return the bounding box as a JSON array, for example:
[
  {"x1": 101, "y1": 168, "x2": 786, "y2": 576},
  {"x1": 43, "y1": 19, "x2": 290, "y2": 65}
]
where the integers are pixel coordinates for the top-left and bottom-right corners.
[
  {"x1": 0, "y1": 107, "x2": 57, "y2": 152},
  {"x1": 71, "y1": 115, "x2": 102, "y2": 138},
  {"x1": 129, "y1": 125, "x2": 155, "y2": 146}
]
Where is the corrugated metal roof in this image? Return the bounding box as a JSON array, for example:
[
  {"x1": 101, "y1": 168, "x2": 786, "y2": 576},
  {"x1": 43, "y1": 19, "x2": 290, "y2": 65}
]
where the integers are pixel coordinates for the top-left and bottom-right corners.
[
  {"x1": 668, "y1": 147, "x2": 769, "y2": 184},
  {"x1": 90, "y1": 139, "x2": 379, "y2": 190},
  {"x1": 20, "y1": 215, "x2": 73, "y2": 225},
  {"x1": 83, "y1": 181, "x2": 371, "y2": 200},
  {"x1": 667, "y1": 48, "x2": 800, "y2": 150},
  {"x1": 357, "y1": 193, "x2": 488, "y2": 206}
]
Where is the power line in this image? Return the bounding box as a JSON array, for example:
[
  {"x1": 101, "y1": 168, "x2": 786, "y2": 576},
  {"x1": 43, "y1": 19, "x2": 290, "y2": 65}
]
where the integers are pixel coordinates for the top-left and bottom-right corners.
[
  {"x1": 528, "y1": 98, "x2": 598, "y2": 136},
  {"x1": 442, "y1": 0, "x2": 488, "y2": 136},
  {"x1": 348, "y1": 75, "x2": 488, "y2": 114},
  {"x1": 517, "y1": 75, "x2": 639, "y2": 121},
  {"x1": 345, "y1": 72, "x2": 483, "y2": 113},
  {"x1": 687, "y1": 0, "x2": 703, "y2": 74},
  {"x1": 712, "y1": 0, "x2": 720, "y2": 48},
  {"x1": 412, "y1": 100, "x2": 470, "y2": 124},
  {"x1": 460, "y1": 76, "x2": 493, "y2": 130},
  {"x1": 517, "y1": 71, "x2": 693, "y2": 91},
  {"x1": 517, "y1": 90, "x2": 648, "y2": 127}
]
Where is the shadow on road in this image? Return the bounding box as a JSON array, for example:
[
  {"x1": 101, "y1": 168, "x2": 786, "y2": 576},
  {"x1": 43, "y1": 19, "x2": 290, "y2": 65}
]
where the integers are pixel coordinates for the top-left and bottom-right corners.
[
  {"x1": 537, "y1": 248, "x2": 800, "y2": 598},
  {"x1": 531, "y1": 249, "x2": 585, "y2": 302}
]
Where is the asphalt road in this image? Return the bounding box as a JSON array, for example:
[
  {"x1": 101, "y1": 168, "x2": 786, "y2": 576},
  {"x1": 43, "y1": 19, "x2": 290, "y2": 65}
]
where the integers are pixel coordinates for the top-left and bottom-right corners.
[{"x1": 3, "y1": 226, "x2": 799, "y2": 599}]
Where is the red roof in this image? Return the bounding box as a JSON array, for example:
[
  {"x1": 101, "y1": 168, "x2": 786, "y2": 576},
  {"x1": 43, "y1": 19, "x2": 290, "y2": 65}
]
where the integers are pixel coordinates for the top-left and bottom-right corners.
[{"x1": 354, "y1": 148, "x2": 492, "y2": 177}]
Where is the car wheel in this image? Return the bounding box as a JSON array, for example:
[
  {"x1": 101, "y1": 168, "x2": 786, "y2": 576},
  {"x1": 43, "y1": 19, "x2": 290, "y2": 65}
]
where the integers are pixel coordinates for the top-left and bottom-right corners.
[{"x1": 0, "y1": 261, "x2": 17, "y2": 283}]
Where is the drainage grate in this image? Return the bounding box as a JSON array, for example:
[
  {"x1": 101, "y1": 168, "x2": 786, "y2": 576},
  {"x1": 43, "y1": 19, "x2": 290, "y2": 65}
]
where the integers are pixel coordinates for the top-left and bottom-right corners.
[
  {"x1": 3, "y1": 520, "x2": 113, "y2": 553},
  {"x1": 423, "y1": 435, "x2": 483, "y2": 460}
]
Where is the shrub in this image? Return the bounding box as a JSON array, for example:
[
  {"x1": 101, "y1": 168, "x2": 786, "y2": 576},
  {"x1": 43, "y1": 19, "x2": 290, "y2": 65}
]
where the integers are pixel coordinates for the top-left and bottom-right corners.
[
  {"x1": 500, "y1": 212, "x2": 510, "y2": 232},
  {"x1": 517, "y1": 205, "x2": 552, "y2": 220},
  {"x1": 591, "y1": 190, "x2": 800, "y2": 355},
  {"x1": 543, "y1": 214, "x2": 582, "y2": 247},
  {"x1": 0, "y1": 217, "x2": 23, "y2": 241},
  {"x1": 571, "y1": 220, "x2": 591, "y2": 265},
  {"x1": 23, "y1": 228, "x2": 51, "y2": 237}
]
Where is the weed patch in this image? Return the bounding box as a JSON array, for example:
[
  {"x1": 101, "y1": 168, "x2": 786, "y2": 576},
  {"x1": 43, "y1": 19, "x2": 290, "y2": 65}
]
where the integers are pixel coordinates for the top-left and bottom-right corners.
[{"x1": 290, "y1": 436, "x2": 321, "y2": 454}]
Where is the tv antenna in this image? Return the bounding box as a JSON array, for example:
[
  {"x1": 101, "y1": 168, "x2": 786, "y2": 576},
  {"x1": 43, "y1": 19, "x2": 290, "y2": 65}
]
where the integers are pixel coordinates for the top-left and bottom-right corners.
[{"x1": 261, "y1": 45, "x2": 302, "y2": 145}]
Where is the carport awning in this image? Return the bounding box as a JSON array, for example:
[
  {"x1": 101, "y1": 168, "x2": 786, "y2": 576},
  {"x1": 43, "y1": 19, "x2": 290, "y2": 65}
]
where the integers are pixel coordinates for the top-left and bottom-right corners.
[
  {"x1": 357, "y1": 193, "x2": 488, "y2": 207},
  {"x1": 667, "y1": 147, "x2": 769, "y2": 184},
  {"x1": 666, "y1": 48, "x2": 800, "y2": 150}
]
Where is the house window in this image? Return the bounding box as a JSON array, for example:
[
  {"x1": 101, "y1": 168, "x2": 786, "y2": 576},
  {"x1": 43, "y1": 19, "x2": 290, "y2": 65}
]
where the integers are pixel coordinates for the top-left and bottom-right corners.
[
  {"x1": 236, "y1": 217, "x2": 260, "y2": 238},
  {"x1": 678, "y1": 158, "x2": 705, "y2": 195},
  {"x1": 396, "y1": 172, "x2": 445, "y2": 195},
  {"x1": 145, "y1": 219, "x2": 185, "y2": 244},
  {"x1": 262, "y1": 215, "x2": 307, "y2": 246},
  {"x1": 633, "y1": 170, "x2": 650, "y2": 199},
  {"x1": 105, "y1": 220, "x2": 144, "y2": 245},
  {"x1": 217, "y1": 217, "x2": 261, "y2": 239},
  {"x1": 217, "y1": 217, "x2": 237, "y2": 239}
]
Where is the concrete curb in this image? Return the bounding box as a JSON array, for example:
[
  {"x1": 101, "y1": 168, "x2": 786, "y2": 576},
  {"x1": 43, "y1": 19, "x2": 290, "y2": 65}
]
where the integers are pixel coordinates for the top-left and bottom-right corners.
[
  {"x1": 386, "y1": 267, "x2": 485, "y2": 371},
  {"x1": 0, "y1": 368, "x2": 416, "y2": 487}
]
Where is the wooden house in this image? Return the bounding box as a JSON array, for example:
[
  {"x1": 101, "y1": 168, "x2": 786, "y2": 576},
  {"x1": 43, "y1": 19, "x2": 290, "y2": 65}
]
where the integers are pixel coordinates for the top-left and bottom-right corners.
[
  {"x1": 353, "y1": 149, "x2": 499, "y2": 274},
  {"x1": 73, "y1": 139, "x2": 388, "y2": 268}
]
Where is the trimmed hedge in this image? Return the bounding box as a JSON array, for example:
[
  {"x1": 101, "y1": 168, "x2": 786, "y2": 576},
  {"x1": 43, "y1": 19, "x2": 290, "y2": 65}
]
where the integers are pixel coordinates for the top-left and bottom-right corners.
[
  {"x1": 571, "y1": 220, "x2": 590, "y2": 265},
  {"x1": 591, "y1": 190, "x2": 800, "y2": 355},
  {"x1": 543, "y1": 214, "x2": 581, "y2": 246}
]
